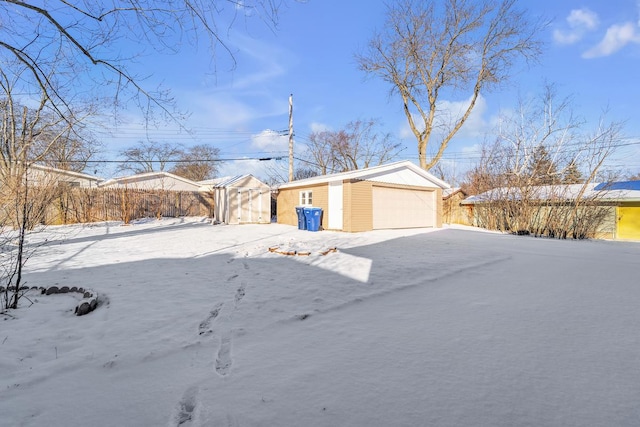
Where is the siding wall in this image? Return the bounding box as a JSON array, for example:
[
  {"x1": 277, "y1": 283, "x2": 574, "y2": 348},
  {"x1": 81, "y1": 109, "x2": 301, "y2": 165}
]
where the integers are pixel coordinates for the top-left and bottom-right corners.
[
  {"x1": 278, "y1": 179, "x2": 444, "y2": 232},
  {"x1": 276, "y1": 183, "x2": 329, "y2": 228},
  {"x1": 343, "y1": 180, "x2": 373, "y2": 232}
]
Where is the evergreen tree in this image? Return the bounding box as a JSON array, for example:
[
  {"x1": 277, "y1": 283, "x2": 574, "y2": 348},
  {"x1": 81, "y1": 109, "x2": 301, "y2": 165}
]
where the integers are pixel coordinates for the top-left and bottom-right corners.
[
  {"x1": 528, "y1": 146, "x2": 559, "y2": 185},
  {"x1": 562, "y1": 162, "x2": 583, "y2": 184}
]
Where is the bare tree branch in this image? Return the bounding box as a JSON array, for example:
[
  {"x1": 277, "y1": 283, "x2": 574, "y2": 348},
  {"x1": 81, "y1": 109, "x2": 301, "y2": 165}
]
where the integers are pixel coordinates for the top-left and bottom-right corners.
[{"x1": 357, "y1": 0, "x2": 545, "y2": 170}]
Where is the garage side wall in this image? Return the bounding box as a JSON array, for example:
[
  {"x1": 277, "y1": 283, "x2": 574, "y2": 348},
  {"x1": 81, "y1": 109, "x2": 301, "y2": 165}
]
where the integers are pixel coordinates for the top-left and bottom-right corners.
[
  {"x1": 343, "y1": 180, "x2": 373, "y2": 232},
  {"x1": 276, "y1": 184, "x2": 329, "y2": 228}
]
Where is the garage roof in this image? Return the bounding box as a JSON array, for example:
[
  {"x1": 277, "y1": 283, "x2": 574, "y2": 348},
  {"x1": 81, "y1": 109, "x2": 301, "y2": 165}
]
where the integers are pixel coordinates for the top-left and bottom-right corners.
[{"x1": 277, "y1": 160, "x2": 450, "y2": 190}]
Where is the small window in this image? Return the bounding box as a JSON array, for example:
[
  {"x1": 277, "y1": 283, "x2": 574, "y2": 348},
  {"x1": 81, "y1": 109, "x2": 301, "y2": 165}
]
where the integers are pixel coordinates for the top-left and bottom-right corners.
[{"x1": 299, "y1": 190, "x2": 313, "y2": 206}]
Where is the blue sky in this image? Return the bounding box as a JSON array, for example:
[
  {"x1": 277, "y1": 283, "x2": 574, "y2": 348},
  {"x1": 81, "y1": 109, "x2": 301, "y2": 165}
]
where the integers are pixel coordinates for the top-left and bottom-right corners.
[{"x1": 97, "y1": 0, "x2": 640, "y2": 182}]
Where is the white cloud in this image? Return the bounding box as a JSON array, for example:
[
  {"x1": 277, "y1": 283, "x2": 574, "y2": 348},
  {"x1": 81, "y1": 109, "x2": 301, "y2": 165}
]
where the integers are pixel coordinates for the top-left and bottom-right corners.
[
  {"x1": 216, "y1": 158, "x2": 277, "y2": 181},
  {"x1": 309, "y1": 122, "x2": 331, "y2": 133},
  {"x1": 568, "y1": 8, "x2": 599, "y2": 30},
  {"x1": 397, "y1": 94, "x2": 489, "y2": 144},
  {"x1": 437, "y1": 94, "x2": 488, "y2": 138},
  {"x1": 553, "y1": 8, "x2": 600, "y2": 45},
  {"x1": 229, "y1": 32, "x2": 288, "y2": 90},
  {"x1": 251, "y1": 129, "x2": 289, "y2": 151},
  {"x1": 582, "y1": 22, "x2": 640, "y2": 58}
]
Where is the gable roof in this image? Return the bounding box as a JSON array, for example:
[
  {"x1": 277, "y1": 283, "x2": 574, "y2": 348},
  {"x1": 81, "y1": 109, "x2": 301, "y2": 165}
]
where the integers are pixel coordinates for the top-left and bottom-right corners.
[
  {"x1": 31, "y1": 163, "x2": 103, "y2": 183},
  {"x1": 277, "y1": 161, "x2": 450, "y2": 190},
  {"x1": 198, "y1": 174, "x2": 270, "y2": 189},
  {"x1": 443, "y1": 187, "x2": 467, "y2": 199},
  {"x1": 98, "y1": 171, "x2": 200, "y2": 188}
]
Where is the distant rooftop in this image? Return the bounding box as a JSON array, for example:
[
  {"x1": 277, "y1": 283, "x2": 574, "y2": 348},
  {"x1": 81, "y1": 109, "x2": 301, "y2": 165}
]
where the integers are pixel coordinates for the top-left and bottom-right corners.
[{"x1": 594, "y1": 181, "x2": 640, "y2": 191}]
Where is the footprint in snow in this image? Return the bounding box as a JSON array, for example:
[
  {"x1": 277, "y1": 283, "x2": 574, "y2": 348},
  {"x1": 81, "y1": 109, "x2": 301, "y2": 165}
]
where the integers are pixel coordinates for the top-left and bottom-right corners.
[
  {"x1": 215, "y1": 335, "x2": 232, "y2": 376},
  {"x1": 234, "y1": 283, "x2": 246, "y2": 307},
  {"x1": 198, "y1": 302, "x2": 224, "y2": 336},
  {"x1": 174, "y1": 386, "x2": 199, "y2": 426}
]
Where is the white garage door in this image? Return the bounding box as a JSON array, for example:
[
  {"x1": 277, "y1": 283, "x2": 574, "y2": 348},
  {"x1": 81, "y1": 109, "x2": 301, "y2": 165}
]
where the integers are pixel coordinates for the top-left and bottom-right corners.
[{"x1": 372, "y1": 186, "x2": 435, "y2": 229}]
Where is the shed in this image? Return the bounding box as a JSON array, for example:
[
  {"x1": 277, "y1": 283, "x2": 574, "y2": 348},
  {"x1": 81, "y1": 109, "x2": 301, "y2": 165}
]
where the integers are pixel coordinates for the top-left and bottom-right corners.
[
  {"x1": 443, "y1": 187, "x2": 471, "y2": 225},
  {"x1": 276, "y1": 160, "x2": 450, "y2": 232},
  {"x1": 199, "y1": 175, "x2": 271, "y2": 225},
  {"x1": 98, "y1": 171, "x2": 201, "y2": 192}
]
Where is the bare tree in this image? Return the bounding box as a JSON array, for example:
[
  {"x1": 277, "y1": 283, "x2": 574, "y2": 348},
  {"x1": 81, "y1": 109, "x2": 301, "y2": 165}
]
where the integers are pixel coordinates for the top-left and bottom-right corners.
[
  {"x1": 170, "y1": 144, "x2": 221, "y2": 181},
  {"x1": 304, "y1": 131, "x2": 335, "y2": 176},
  {"x1": 464, "y1": 86, "x2": 624, "y2": 239},
  {"x1": 357, "y1": 0, "x2": 544, "y2": 170},
  {"x1": 0, "y1": 1, "x2": 297, "y2": 124},
  {"x1": 0, "y1": 74, "x2": 69, "y2": 309},
  {"x1": 302, "y1": 119, "x2": 402, "y2": 175},
  {"x1": 117, "y1": 141, "x2": 184, "y2": 174},
  {"x1": 626, "y1": 171, "x2": 640, "y2": 181},
  {"x1": 0, "y1": 66, "x2": 92, "y2": 179},
  {"x1": 294, "y1": 168, "x2": 319, "y2": 180},
  {"x1": 30, "y1": 126, "x2": 102, "y2": 173}
]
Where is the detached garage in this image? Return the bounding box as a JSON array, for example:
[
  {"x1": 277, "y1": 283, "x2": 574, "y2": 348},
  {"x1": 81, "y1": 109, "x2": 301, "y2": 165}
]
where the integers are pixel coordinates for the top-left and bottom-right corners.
[{"x1": 276, "y1": 161, "x2": 450, "y2": 232}]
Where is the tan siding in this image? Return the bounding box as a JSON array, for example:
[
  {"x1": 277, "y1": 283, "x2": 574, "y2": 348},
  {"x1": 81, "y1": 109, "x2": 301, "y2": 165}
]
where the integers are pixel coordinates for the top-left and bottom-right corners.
[
  {"x1": 342, "y1": 181, "x2": 353, "y2": 232},
  {"x1": 276, "y1": 188, "x2": 298, "y2": 226},
  {"x1": 345, "y1": 180, "x2": 373, "y2": 232},
  {"x1": 435, "y1": 187, "x2": 443, "y2": 228},
  {"x1": 280, "y1": 179, "x2": 444, "y2": 233},
  {"x1": 276, "y1": 184, "x2": 329, "y2": 228}
]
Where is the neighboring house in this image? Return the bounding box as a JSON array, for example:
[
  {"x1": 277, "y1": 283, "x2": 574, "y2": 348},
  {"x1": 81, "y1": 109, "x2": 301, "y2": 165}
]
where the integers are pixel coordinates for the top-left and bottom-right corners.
[
  {"x1": 98, "y1": 171, "x2": 201, "y2": 192},
  {"x1": 594, "y1": 181, "x2": 640, "y2": 240},
  {"x1": 461, "y1": 182, "x2": 640, "y2": 240},
  {"x1": 28, "y1": 164, "x2": 103, "y2": 188},
  {"x1": 276, "y1": 160, "x2": 450, "y2": 232},
  {"x1": 199, "y1": 175, "x2": 271, "y2": 225},
  {"x1": 442, "y1": 187, "x2": 470, "y2": 225}
]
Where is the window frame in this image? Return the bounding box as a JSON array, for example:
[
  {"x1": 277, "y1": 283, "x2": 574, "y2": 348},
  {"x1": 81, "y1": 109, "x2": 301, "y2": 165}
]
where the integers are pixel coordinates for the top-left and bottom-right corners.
[{"x1": 299, "y1": 190, "x2": 313, "y2": 206}]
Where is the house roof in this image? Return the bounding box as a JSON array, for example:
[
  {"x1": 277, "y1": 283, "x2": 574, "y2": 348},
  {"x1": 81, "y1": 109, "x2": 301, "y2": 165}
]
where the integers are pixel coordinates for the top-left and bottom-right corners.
[
  {"x1": 594, "y1": 180, "x2": 640, "y2": 191},
  {"x1": 198, "y1": 174, "x2": 269, "y2": 189},
  {"x1": 462, "y1": 183, "x2": 640, "y2": 205},
  {"x1": 199, "y1": 175, "x2": 247, "y2": 188},
  {"x1": 443, "y1": 187, "x2": 467, "y2": 199},
  {"x1": 277, "y1": 161, "x2": 450, "y2": 190},
  {"x1": 98, "y1": 171, "x2": 200, "y2": 188},
  {"x1": 31, "y1": 163, "x2": 103, "y2": 182}
]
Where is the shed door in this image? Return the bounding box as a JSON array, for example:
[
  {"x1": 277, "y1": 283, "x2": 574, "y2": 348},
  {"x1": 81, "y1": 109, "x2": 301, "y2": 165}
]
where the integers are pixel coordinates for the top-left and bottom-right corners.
[
  {"x1": 372, "y1": 186, "x2": 435, "y2": 229},
  {"x1": 328, "y1": 181, "x2": 343, "y2": 230},
  {"x1": 618, "y1": 206, "x2": 640, "y2": 240},
  {"x1": 237, "y1": 190, "x2": 253, "y2": 223}
]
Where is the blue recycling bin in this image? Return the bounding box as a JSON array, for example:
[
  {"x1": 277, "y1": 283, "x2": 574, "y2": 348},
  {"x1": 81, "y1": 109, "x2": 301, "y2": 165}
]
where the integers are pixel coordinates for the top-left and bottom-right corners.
[
  {"x1": 303, "y1": 207, "x2": 323, "y2": 232},
  {"x1": 295, "y1": 206, "x2": 307, "y2": 230}
]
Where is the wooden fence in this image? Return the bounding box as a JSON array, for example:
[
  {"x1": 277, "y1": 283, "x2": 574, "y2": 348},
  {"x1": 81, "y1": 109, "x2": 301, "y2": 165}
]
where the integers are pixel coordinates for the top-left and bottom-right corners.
[{"x1": 46, "y1": 188, "x2": 215, "y2": 225}]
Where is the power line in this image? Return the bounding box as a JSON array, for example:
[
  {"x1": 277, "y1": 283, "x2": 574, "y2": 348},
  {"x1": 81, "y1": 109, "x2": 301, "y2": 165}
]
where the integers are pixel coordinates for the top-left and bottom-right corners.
[{"x1": 39, "y1": 156, "x2": 286, "y2": 164}]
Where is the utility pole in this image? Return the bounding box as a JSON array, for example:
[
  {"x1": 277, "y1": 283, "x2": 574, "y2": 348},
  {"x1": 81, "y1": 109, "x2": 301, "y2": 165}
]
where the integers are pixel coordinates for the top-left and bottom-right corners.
[{"x1": 288, "y1": 94, "x2": 294, "y2": 182}]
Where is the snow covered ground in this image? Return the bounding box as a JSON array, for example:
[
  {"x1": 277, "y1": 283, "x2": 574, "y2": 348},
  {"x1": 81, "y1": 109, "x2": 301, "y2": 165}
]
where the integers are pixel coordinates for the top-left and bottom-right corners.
[{"x1": 1, "y1": 217, "x2": 639, "y2": 426}]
